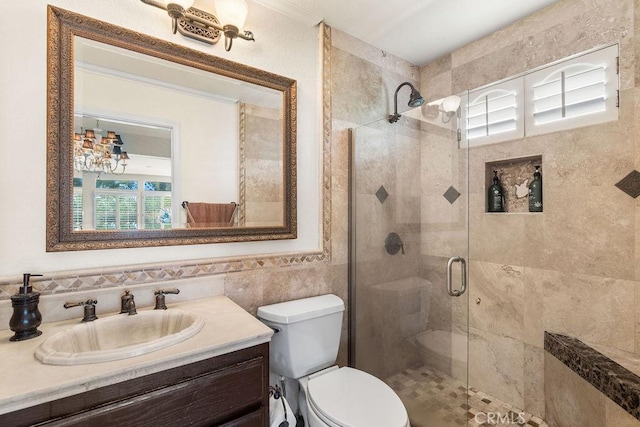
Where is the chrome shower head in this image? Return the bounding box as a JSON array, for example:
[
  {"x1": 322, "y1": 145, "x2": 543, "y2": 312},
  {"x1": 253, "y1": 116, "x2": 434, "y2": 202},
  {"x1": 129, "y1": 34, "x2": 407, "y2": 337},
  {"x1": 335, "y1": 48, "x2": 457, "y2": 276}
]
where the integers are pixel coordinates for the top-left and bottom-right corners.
[{"x1": 389, "y1": 82, "x2": 425, "y2": 123}]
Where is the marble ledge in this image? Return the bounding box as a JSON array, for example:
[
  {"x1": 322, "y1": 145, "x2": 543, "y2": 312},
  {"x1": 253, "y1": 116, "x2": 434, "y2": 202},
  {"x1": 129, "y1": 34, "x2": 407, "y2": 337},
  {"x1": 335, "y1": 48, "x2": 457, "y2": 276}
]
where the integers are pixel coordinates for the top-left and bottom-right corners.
[
  {"x1": 0, "y1": 295, "x2": 273, "y2": 415},
  {"x1": 544, "y1": 331, "x2": 640, "y2": 421}
]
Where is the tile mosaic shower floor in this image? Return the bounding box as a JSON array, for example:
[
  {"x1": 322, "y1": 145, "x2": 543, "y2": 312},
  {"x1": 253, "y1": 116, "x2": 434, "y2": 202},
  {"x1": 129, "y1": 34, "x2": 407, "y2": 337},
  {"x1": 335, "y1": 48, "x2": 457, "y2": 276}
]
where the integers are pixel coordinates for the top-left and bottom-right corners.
[{"x1": 386, "y1": 365, "x2": 548, "y2": 427}]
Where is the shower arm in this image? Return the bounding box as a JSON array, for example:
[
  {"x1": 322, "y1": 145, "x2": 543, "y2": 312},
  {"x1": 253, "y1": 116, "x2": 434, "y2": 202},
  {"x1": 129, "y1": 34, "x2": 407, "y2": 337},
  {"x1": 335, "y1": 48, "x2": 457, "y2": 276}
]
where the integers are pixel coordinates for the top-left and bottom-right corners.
[{"x1": 389, "y1": 82, "x2": 410, "y2": 123}]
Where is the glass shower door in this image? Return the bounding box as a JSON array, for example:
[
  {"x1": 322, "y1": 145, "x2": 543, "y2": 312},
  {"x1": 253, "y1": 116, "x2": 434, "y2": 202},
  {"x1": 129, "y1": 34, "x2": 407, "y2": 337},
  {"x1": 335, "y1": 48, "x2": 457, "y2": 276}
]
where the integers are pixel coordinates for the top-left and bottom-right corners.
[{"x1": 349, "y1": 97, "x2": 469, "y2": 427}]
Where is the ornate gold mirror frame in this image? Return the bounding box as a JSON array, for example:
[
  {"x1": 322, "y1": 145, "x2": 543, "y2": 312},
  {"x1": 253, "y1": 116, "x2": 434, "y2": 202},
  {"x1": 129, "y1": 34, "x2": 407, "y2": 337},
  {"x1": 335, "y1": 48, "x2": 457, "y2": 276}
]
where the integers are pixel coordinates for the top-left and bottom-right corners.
[{"x1": 46, "y1": 6, "x2": 296, "y2": 251}]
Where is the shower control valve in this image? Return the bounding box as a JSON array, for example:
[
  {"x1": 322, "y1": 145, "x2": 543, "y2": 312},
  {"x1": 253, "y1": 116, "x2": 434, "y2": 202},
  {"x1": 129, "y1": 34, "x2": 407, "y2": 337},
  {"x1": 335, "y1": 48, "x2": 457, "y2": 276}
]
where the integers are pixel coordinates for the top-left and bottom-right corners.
[{"x1": 384, "y1": 232, "x2": 405, "y2": 255}]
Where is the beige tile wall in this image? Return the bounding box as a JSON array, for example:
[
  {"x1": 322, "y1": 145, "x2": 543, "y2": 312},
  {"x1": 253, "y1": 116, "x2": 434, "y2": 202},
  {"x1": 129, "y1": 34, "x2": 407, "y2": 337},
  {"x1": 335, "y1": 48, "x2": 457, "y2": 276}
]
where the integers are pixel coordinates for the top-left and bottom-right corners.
[
  {"x1": 331, "y1": 29, "x2": 427, "y2": 378},
  {"x1": 421, "y1": 0, "x2": 639, "y2": 419}
]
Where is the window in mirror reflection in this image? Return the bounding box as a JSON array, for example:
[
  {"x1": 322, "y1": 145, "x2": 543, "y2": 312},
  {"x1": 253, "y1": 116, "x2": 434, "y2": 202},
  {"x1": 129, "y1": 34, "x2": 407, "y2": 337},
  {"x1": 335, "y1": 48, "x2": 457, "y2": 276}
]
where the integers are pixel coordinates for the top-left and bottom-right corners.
[
  {"x1": 81, "y1": 179, "x2": 173, "y2": 231},
  {"x1": 72, "y1": 178, "x2": 83, "y2": 230},
  {"x1": 73, "y1": 116, "x2": 174, "y2": 231},
  {"x1": 95, "y1": 193, "x2": 137, "y2": 230}
]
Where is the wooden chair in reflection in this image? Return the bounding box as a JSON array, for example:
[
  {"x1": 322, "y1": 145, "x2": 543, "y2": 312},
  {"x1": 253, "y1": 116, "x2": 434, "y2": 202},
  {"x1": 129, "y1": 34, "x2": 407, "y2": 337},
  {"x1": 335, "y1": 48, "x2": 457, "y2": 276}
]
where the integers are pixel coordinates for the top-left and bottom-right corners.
[{"x1": 182, "y1": 201, "x2": 237, "y2": 228}]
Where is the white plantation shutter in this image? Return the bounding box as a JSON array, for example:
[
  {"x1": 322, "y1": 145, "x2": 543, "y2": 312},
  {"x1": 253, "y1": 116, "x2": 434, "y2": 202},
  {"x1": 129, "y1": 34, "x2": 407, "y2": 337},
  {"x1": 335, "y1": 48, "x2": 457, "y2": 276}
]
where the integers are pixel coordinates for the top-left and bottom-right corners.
[
  {"x1": 461, "y1": 44, "x2": 619, "y2": 149},
  {"x1": 72, "y1": 189, "x2": 83, "y2": 230},
  {"x1": 525, "y1": 44, "x2": 618, "y2": 135},
  {"x1": 467, "y1": 77, "x2": 524, "y2": 146},
  {"x1": 94, "y1": 193, "x2": 138, "y2": 230}
]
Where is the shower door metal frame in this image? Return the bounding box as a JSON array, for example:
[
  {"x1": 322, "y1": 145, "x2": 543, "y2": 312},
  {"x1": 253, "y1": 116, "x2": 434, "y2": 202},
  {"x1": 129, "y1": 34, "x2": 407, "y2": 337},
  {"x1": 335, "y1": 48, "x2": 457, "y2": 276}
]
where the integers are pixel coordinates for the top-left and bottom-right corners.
[{"x1": 347, "y1": 128, "x2": 356, "y2": 366}]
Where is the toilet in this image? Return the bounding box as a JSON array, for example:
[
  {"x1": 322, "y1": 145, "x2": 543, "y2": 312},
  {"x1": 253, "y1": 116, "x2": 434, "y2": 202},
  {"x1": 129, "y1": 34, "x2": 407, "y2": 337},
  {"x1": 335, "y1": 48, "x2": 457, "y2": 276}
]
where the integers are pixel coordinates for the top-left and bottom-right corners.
[{"x1": 257, "y1": 294, "x2": 410, "y2": 427}]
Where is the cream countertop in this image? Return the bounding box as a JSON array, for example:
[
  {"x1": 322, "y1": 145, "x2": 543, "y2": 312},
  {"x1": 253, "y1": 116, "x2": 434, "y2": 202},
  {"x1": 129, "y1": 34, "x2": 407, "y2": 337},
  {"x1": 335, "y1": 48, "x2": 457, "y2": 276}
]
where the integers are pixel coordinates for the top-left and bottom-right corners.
[{"x1": 0, "y1": 294, "x2": 273, "y2": 415}]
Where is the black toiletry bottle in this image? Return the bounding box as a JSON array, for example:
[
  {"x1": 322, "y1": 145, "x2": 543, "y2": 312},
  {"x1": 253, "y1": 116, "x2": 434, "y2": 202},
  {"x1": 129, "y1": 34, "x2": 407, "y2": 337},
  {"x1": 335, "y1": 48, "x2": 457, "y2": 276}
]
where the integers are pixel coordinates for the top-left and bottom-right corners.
[
  {"x1": 529, "y1": 166, "x2": 543, "y2": 212},
  {"x1": 9, "y1": 273, "x2": 43, "y2": 341},
  {"x1": 488, "y1": 170, "x2": 505, "y2": 212}
]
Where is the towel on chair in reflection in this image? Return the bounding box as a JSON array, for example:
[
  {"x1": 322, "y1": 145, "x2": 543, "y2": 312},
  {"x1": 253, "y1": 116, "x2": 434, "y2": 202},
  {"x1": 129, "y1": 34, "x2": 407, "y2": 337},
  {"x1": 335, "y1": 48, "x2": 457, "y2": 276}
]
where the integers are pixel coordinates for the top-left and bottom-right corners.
[{"x1": 185, "y1": 202, "x2": 236, "y2": 227}]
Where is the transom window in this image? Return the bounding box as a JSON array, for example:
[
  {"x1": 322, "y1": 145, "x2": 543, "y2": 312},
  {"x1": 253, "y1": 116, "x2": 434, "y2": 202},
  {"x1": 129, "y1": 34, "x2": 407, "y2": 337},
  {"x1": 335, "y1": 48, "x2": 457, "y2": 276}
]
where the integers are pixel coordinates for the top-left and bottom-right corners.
[{"x1": 466, "y1": 43, "x2": 618, "y2": 147}]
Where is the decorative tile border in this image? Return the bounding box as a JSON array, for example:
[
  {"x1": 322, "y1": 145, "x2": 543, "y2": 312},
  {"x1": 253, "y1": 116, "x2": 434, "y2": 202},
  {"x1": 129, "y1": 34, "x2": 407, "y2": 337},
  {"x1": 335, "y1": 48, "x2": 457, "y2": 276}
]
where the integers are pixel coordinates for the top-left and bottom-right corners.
[
  {"x1": 544, "y1": 331, "x2": 640, "y2": 420},
  {"x1": 321, "y1": 22, "x2": 332, "y2": 262},
  {"x1": 0, "y1": 24, "x2": 334, "y2": 300},
  {"x1": 238, "y1": 102, "x2": 247, "y2": 226}
]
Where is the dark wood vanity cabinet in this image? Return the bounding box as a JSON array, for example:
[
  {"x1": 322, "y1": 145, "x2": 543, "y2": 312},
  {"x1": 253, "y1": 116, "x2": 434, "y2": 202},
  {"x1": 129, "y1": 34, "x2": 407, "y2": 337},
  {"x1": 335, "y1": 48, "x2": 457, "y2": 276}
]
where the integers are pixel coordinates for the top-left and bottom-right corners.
[{"x1": 1, "y1": 343, "x2": 269, "y2": 427}]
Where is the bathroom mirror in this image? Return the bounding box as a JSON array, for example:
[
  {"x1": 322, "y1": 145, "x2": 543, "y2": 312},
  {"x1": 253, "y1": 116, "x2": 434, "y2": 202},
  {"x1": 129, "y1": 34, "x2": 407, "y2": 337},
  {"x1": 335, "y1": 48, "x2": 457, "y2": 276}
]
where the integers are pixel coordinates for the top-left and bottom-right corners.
[{"x1": 46, "y1": 6, "x2": 297, "y2": 251}]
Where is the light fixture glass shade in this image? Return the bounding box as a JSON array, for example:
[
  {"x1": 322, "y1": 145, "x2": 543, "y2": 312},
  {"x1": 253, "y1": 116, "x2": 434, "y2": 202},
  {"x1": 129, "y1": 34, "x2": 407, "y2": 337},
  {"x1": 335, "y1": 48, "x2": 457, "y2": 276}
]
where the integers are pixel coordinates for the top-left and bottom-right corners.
[
  {"x1": 163, "y1": 0, "x2": 195, "y2": 9},
  {"x1": 214, "y1": 0, "x2": 248, "y2": 29},
  {"x1": 441, "y1": 95, "x2": 461, "y2": 113}
]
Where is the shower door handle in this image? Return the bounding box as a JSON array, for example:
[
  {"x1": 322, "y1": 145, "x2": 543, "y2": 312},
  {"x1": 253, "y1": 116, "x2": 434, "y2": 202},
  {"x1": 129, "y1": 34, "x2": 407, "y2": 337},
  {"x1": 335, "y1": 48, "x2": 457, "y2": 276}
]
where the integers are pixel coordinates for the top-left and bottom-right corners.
[{"x1": 446, "y1": 256, "x2": 467, "y2": 297}]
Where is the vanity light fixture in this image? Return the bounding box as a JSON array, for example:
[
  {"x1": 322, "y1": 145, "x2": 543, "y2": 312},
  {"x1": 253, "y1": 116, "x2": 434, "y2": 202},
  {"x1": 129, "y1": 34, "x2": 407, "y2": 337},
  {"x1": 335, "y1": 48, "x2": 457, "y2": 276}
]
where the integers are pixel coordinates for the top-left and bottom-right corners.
[
  {"x1": 140, "y1": 0, "x2": 255, "y2": 51},
  {"x1": 427, "y1": 95, "x2": 462, "y2": 123},
  {"x1": 74, "y1": 122, "x2": 129, "y2": 175}
]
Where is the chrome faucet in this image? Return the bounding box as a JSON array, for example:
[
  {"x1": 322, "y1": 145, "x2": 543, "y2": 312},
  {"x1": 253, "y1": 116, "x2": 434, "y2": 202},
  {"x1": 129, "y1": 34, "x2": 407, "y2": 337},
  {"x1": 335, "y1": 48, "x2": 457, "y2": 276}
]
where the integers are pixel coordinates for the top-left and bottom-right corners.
[{"x1": 120, "y1": 290, "x2": 137, "y2": 315}]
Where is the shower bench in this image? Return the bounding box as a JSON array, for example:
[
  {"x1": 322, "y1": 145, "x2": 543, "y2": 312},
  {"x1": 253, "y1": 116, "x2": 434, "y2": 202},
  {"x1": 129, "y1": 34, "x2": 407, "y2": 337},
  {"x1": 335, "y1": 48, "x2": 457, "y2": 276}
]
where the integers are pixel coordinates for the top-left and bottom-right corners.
[{"x1": 544, "y1": 331, "x2": 640, "y2": 426}]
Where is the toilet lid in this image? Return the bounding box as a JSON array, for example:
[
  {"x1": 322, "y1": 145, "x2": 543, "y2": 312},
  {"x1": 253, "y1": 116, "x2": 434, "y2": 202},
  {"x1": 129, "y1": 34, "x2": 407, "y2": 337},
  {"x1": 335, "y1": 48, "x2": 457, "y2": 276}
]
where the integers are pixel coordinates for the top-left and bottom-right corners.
[{"x1": 307, "y1": 367, "x2": 408, "y2": 427}]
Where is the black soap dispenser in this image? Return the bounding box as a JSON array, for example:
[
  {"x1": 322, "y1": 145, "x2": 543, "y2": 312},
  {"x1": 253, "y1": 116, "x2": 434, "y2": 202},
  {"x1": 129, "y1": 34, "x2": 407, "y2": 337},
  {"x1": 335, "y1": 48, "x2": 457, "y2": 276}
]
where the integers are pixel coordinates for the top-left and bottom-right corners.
[
  {"x1": 529, "y1": 166, "x2": 543, "y2": 212},
  {"x1": 9, "y1": 273, "x2": 44, "y2": 341},
  {"x1": 488, "y1": 170, "x2": 505, "y2": 212}
]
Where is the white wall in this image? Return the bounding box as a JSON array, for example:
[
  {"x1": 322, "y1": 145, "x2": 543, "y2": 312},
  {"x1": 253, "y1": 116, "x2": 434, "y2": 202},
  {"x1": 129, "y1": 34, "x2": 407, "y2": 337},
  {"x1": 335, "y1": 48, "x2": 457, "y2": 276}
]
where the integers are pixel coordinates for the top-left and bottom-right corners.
[{"x1": 0, "y1": 0, "x2": 321, "y2": 276}]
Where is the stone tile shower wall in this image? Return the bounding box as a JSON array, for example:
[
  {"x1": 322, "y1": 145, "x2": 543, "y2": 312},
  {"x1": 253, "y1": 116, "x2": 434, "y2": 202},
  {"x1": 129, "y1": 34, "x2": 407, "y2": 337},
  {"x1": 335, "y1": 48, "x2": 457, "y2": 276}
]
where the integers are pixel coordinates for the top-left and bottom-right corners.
[
  {"x1": 330, "y1": 29, "x2": 427, "y2": 379},
  {"x1": 421, "y1": 0, "x2": 638, "y2": 419},
  {"x1": 351, "y1": 119, "x2": 423, "y2": 379}
]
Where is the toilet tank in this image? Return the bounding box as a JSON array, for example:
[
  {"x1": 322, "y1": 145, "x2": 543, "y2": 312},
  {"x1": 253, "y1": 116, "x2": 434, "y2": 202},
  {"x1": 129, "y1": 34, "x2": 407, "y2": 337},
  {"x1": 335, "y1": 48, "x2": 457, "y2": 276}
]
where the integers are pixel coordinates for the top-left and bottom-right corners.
[{"x1": 257, "y1": 294, "x2": 344, "y2": 379}]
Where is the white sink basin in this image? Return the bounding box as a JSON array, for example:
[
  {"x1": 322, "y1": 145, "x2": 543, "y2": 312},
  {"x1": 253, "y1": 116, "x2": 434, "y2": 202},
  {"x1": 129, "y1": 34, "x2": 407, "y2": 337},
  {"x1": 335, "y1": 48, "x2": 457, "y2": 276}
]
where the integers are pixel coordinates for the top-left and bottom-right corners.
[{"x1": 35, "y1": 310, "x2": 205, "y2": 365}]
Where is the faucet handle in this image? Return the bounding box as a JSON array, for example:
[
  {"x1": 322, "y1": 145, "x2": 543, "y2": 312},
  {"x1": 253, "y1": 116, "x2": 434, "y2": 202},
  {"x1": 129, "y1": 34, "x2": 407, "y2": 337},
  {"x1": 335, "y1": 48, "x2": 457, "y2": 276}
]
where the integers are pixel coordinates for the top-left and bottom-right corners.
[
  {"x1": 120, "y1": 290, "x2": 136, "y2": 315},
  {"x1": 64, "y1": 299, "x2": 98, "y2": 322},
  {"x1": 154, "y1": 288, "x2": 180, "y2": 310}
]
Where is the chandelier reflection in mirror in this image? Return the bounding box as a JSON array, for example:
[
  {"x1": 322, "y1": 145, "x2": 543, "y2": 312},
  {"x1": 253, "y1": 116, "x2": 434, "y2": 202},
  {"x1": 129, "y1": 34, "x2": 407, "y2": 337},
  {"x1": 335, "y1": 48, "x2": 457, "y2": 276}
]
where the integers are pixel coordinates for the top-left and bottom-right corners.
[
  {"x1": 73, "y1": 122, "x2": 130, "y2": 175},
  {"x1": 140, "y1": 0, "x2": 255, "y2": 51}
]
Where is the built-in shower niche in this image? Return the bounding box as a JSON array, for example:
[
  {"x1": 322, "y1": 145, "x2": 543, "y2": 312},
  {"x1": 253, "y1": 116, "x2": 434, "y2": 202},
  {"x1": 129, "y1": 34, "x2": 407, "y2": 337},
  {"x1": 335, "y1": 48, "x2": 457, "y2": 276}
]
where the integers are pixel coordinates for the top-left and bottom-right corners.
[{"x1": 485, "y1": 155, "x2": 543, "y2": 213}]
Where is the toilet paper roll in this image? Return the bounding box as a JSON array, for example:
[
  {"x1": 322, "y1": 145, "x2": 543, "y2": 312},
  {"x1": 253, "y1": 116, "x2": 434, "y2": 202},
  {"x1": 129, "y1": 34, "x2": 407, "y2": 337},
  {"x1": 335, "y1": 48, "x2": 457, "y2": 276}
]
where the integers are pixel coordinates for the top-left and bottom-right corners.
[{"x1": 269, "y1": 394, "x2": 294, "y2": 427}]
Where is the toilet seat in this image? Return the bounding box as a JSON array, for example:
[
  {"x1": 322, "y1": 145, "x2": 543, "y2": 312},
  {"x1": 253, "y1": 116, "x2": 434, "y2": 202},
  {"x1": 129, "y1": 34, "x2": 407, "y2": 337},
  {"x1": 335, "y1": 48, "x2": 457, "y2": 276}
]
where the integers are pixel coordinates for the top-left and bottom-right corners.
[{"x1": 307, "y1": 367, "x2": 408, "y2": 427}]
